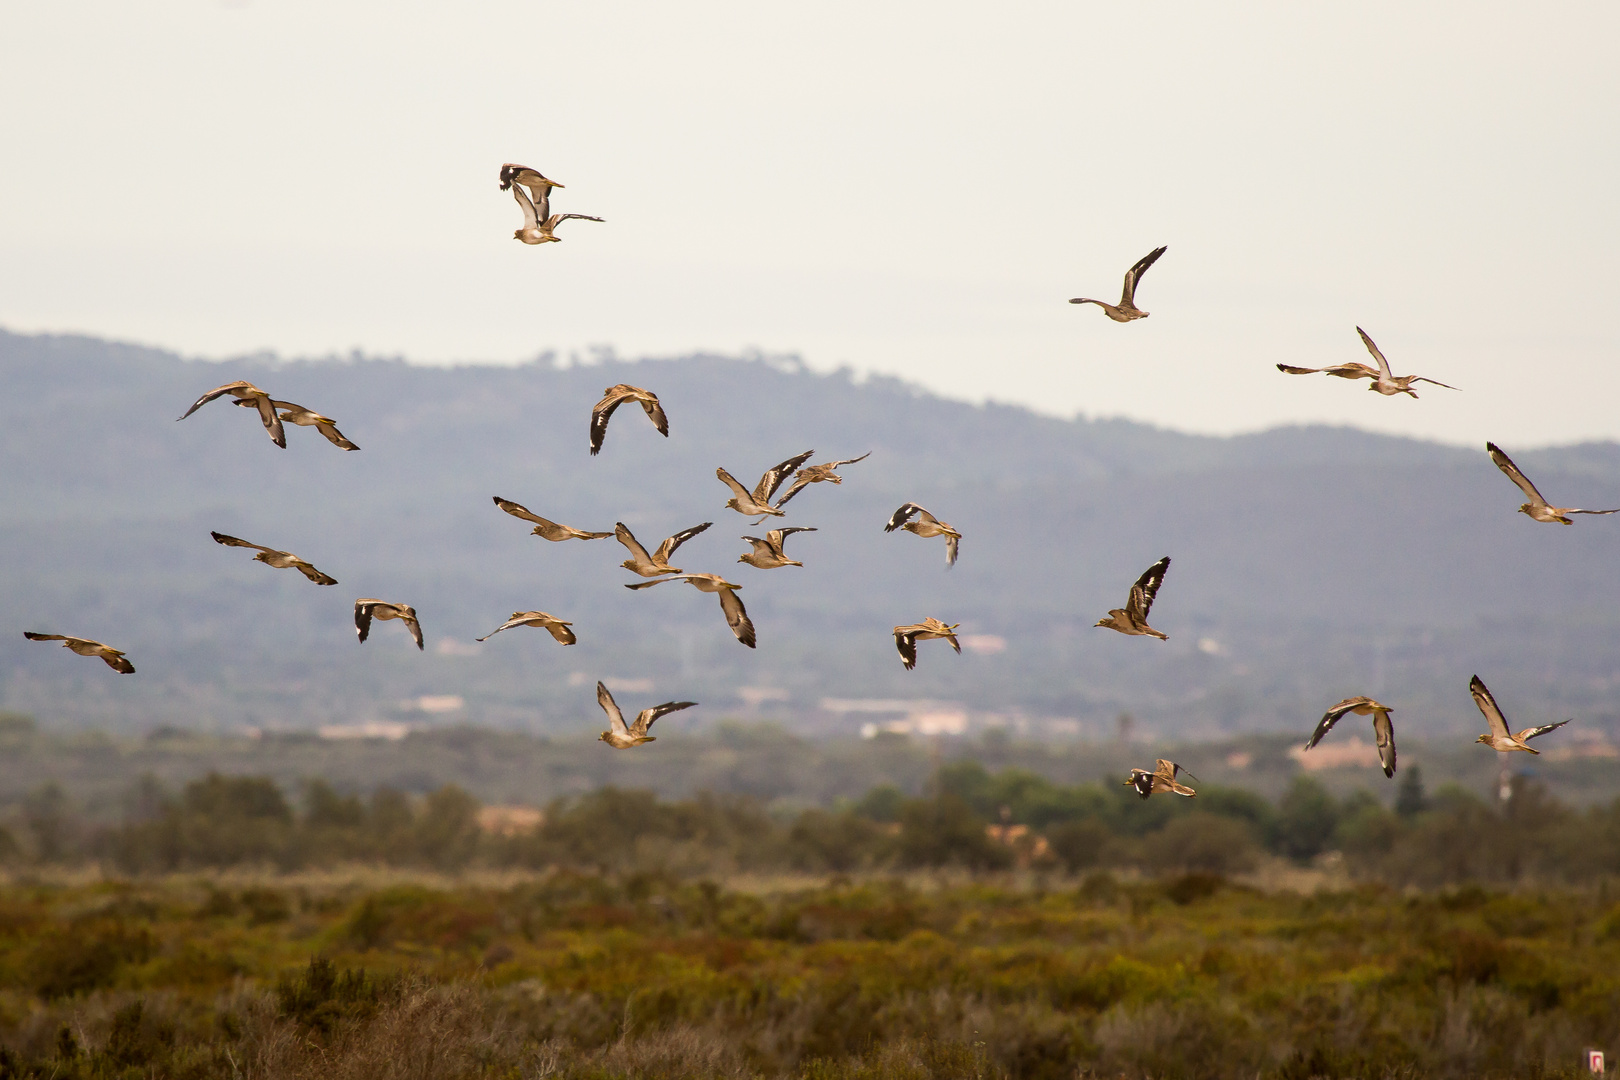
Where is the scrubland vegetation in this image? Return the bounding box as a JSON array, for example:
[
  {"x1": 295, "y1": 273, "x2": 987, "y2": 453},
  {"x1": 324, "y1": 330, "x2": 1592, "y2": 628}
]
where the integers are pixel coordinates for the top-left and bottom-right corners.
[
  {"x1": 0, "y1": 868, "x2": 1614, "y2": 1078},
  {"x1": 0, "y1": 762, "x2": 1615, "y2": 1075}
]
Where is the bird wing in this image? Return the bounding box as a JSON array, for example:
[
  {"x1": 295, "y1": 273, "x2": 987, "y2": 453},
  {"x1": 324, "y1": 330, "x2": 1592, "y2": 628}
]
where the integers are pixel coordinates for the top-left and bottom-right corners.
[
  {"x1": 528, "y1": 183, "x2": 553, "y2": 222},
  {"x1": 597, "y1": 682, "x2": 630, "y2": 737},
  {"x1": 655, "y1": 521, "x2": 713, "y2": 563},
  {"x1": 1567, "y1": 508, "x2": 1620, "y2": 516},
  {"x1": 771, "y1": 474, "x2": 815, "y2": 509},
  {"x1": 589, "y1": 392, "x2": 628, "y2": 456},
  {"x1": 23, "y1": 632, "x2": 71, "y2": 642},
  {"x1": 1276, "y1": 363, "x2": 1378, "y2": 379},
  {"x1": 753, "y1": 450, "x2": 815, "y2": 504},
  {"x1": 210, "y1": 531, "x2": 275, "y2": 554},
  {"x1": 178, "y1": 381, "x2": 256, "y2": 420},
  {"x1": 292, "y1": 560, "x2": 338, "y2": 586},
  {"x1": 638, "y1": 394, "x2": 670, "y2": 438},
  {"x1": 99, "y1": 650, "x2": 135, "y2": 674},
  {"x1": 893, "y1": 629, "x2": 919, "y2": 670},
  {"x1": 1120, "y1": 246, "x2": 1167, "y2": 305},
  {"x1": 633, "y1": 700, "x2": 698, "y2": 737},
  {"x1": 248, "y1": 394, "x2": 287, "y2": 448},
  {"x1": 1486, "y1": 443, "x2": 1549, "y2": 507},
  {"x1": 717, "y1": 587, "x2": 756, "y2": 648},
  {"x1": 1155, "y1": 758, "x2": 1200, "y2": 784},
  {"x1": 312, "y1": 419, "x2": 359, "y2": 450},
  {"x1": 1469, "y1": 676, "x2": 1512, "y2": 739},
  {"x1": 771, "y1": 527, "x2": 816, "y2": 554},
  {"x1": 512, "y1": 185, "x2": 540, "y2": 231},
  {"x1": 493, "y1": 496, "x2": 550, "y2": 527},
  {"x1": 717, "y1": 467, "x2": 755, "y2": 504},
  {"x1": 550, "y1": 213, "x2": 605, "y2": 226},
  {"x1": 1127, "y1": 557, "x2": 1171, "y2": 622},
  {"x1": 885, "y1": 503, "x2": 925, "y2": 532},
  {"x1": 1355, "y1": 328, "x2": 1394, "y2": 379},
  {"x1": 741, "y1": 536, "x2": 775, "y2": 557},
  {"x1": 544, "y1": 619, "x2": 577, "y2": 645},
  {"x1": 354, "y1": 601, "x2": 375, "y2": 643},
  {"x1": 614, "y1": 522, "x2": 656, "y2": 567},
  {"x1": 1409, "y1": 377, "x2": 1460, "y2": 391},
  {"x1": 401, "y1": 609, "x2": 424, "y2": 650},
  {"x1": 1373, "y1": 709, "x2": 1397, "y2": 777},
  {"x1": 826, "y1": 451, "x2": 872, "y2": 469},
  {"x1": 624, "y1": 577, "x2": 678, "y2": 591},
  {"x1": 945, "y1": 534, "x2": 959, "y2": 567},
  {"x1": 1518, "y1": 719, "x2": 1570, "y2": 742},
  {"x1": 1304, "y1": 697, "x2": 1367, "y2": 751},
  {"x1": 475, "y1": 615, "x2": 524, "y2": 641}
]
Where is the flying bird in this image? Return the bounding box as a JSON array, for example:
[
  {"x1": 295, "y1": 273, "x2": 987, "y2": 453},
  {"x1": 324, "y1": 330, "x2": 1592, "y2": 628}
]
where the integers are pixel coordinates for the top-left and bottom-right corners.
[
  {"x1": 717, "y1": 450, "x2": 815, "y2": 519},
  {"x1": 178, "y1": 380, "x2": 285, "y2": 448},
  {"x1": 738, "y1": 527, "x2": 817, "y2": 569},
  {"x1": 22, "y1": 632, "x2": 134, "y2": 674},
  {"x1": 1096, "y1": 557, "x2": 1171, "y2": 640},
  {"x1": 625, "y1": 573, "x2": 756, "y2": 648},
  {"x1": 1068, "y1": 246, "x2": 1167, "y2": 322},
  {"x1": 595, "y1": 681, "x2": 696, "y2": 749},
  {"x1": 892, "y1": 618, "x2": 961, "y2": 670},
  {"x1": 210, "y1": 531, "x2": 338, "y2": 585},
  {"x1": 492, "y1": 497, "x2": 612, "y2": 541},
  {"x1": 1470, "y1": 676, "x2": 1570, "y2": 753},
  {"x1": 614, "y1": 521, "x2": 712, "y2": 578},
  {"x1": 590, "y1": 384, "x2": 668, "y2": 455},
  {"x1": 1485, "y1": 442, "x2": 1620, "y2": 524},
  {"x1": 233, "y1": 399, "x2": 358, "y2": 450},
  {"x1": 1276, "y1": 328, "x2": 1459, "y2": 398},
  {"x1": 502, "y1": 164, "x2": 603, "y2": 245},
  {"x1": 1304, "y1": 696, "x2": 1397, "y2": 778},
  {"x1": 354, "y1": 599, "x2": 423, "y2": 650},
  {"x1": 475, "y1": 611, "x2": 576, "y2": 645},
  {"x1": 884, "y1": 503, "x2": 962, "y2": 567},
  {"x1": 499, "y1": 163, "x2": 562, "y2": 202},
  {"x1": 1124, "y1": 760, "x2": 1198, "y2": 799},
  {"x1": 773, "y1": 452, "x2": 871, "y2": 510}
]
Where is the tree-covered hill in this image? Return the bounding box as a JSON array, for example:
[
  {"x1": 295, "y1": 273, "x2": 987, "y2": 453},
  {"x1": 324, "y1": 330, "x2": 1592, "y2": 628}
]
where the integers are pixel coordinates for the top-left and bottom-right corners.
[{"x1": 3, "y1": 327, "x2": 1618, "y2": 742}]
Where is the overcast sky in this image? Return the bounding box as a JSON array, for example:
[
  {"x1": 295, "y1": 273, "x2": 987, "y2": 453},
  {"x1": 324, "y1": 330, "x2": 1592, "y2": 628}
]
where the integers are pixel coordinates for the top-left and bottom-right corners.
[{"x1": 3, "y1": 2, "x2": 1617, "y2": 445}]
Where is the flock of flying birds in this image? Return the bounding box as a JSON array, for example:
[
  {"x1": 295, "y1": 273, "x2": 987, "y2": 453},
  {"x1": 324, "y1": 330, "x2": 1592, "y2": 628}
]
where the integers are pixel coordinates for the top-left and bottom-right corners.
[
  {"x1": 19, "y1": 172, "x2": 1612, "y2": 794},
  {"x1": 1072, "y1": 246, "x2": 1604, "y2": 799}
]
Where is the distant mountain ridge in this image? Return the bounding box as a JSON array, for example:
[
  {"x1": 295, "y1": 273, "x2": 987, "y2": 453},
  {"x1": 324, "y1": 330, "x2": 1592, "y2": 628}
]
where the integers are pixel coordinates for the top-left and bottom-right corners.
[{"x1": 2, "y1": 327, "x2": 1618, "y2": 743}]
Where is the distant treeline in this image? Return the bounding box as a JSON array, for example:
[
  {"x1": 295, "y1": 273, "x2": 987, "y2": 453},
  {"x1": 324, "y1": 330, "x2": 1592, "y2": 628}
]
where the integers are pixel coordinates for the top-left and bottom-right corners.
[{"x1": 3, "y1": 762, "x2": 1617, "y2": 888}]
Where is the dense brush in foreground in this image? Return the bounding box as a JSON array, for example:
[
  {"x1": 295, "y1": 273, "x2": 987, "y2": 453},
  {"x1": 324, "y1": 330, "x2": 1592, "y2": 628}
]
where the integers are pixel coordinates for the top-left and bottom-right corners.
[{"x1": 0, "y1": 875, "x2": 1612, "y2": 1078}]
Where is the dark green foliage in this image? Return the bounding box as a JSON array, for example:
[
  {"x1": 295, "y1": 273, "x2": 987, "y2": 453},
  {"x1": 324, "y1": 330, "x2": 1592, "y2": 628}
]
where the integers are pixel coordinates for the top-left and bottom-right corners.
[
  {"x1": 787, "y1": 809, "x2": 891, "y2": 872},
  {"x1": 1145, "y1": 814, "x2": 1260, "y2": 875},
  {"x1": 1396, "y1": 763, "x2": 1429, "y2": 818},
  {"x1": 896, "y1": 793, "x2": 1012, "y2": 870},
  {"x1": 1271, "y1": 776, "x2": 1341, "y2": 861},
  {"x1": 1045, "y1": 818, "x2": 1115, "y2": 873},
  {"x1": 26, "y1": 919, "x2": 154, "y2": 998}
]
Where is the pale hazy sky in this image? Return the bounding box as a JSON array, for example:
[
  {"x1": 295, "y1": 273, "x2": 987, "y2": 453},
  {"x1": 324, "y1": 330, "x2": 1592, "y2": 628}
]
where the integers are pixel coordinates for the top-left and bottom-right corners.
[{"x1": 3, "y1": 2, "x2": 1617, "y2": 445}]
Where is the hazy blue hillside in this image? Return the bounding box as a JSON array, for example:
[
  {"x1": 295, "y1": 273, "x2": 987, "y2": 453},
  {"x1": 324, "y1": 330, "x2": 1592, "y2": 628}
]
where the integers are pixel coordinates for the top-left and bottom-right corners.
[{"x1": 3, "y1": 328, "x2": 1618, "y2": 743}]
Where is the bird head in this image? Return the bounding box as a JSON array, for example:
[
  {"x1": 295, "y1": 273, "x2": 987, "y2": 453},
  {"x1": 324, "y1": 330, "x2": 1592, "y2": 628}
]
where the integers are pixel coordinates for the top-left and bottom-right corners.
[
  {"x1": 1475, "y1": 733, "x2": 1493, "y2": 745},
  {"x1": 620, "y1": 560, "x2": 639, "y2": 573},
  {"x1": 724, "y1": 498, "x2": 741, "y2": 513},
  {"x1": 598, "y1": 731, "x2": 611, "y2": 744},
  {"x1": 1517, "y1": 504, "x2": 1536, "y2": 518}
]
